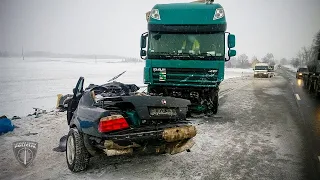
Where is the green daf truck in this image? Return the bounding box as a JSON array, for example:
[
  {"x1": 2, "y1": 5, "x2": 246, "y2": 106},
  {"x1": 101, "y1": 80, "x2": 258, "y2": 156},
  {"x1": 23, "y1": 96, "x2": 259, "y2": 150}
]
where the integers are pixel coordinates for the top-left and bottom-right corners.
[{"x1": 140, "y1": 0, "x2": 236, "y2": 115}]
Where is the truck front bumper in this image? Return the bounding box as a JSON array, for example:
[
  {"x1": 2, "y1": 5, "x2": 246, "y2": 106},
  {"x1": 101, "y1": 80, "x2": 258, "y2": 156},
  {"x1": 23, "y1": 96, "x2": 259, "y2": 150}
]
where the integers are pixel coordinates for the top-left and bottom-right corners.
[{"x1": 254, "y1": 73, "x2": 269, "y2": 78}]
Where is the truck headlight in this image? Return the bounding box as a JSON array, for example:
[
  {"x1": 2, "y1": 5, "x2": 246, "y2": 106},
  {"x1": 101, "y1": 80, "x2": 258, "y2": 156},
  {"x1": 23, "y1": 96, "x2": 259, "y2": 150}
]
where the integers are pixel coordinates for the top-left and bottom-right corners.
[
  {"x1": 254, "y1": 72, "x2": 257, "y2": 74},
  {"x1": 213, "y1": 8, "x2": 225, "y2": 20},
  {"x1": 150, "y1": 9, "x2": 161, "y2": 20}
]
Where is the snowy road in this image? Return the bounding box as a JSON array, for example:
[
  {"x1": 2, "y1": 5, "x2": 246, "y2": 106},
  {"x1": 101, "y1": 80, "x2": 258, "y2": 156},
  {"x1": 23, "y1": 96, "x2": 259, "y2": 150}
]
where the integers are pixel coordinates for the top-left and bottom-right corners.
[{"x1": 1, "y1": 73, "x2": 319, "y2": 179}]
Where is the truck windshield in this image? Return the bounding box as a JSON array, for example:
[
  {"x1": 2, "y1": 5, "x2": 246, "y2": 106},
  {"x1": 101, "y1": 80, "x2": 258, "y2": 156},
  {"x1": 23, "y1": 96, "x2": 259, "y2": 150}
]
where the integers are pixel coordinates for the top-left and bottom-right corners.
[
  {"x1": 255, "y1": 66, "x2": 268, "y2": 70},
  {"x1": 147, "y1": 32, "x2": 225, "y2": 60},
  {"x1": 298, "y1": 68, "x2": 308, "y2": 72}
]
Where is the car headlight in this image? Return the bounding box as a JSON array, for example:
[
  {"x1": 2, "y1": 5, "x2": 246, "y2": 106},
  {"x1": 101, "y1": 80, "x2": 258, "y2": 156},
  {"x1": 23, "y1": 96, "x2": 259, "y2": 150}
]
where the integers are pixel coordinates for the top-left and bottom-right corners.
[
  {"x1": 264, "y1": 72, "x2": 268, "y2": 74},
  {"x1": 213, "y1": 8, "x2": 225, "y2": 20},
  {"x1": 299, "y1": 73, "x2": 302, "y2": 75},
  {"x1": 254, "y1": 72, "x2": 257, "y2": 74}
]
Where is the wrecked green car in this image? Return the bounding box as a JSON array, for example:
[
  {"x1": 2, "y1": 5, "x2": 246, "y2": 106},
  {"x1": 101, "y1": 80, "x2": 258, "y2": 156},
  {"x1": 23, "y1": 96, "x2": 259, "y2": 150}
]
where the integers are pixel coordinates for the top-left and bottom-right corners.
[{"x1": 64, "y1": 77, "x2": 197, "y2": 172}]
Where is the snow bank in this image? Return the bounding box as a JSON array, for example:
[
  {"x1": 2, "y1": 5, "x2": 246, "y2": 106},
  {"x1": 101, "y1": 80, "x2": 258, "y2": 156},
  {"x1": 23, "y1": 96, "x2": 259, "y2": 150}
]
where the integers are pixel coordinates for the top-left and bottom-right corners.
[
  {"x1": 283, "y1": 65, "x2": 297, "y2": 73},
  {"x1": 225, "y1": 68, "x2": 253, "y2": 79}
]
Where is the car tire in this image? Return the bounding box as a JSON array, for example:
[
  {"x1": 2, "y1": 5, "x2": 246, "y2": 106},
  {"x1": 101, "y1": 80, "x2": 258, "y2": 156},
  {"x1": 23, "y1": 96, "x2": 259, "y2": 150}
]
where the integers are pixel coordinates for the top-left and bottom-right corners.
[{"x1": 66, "y1": 128, "x2": 90, "y2": 172}]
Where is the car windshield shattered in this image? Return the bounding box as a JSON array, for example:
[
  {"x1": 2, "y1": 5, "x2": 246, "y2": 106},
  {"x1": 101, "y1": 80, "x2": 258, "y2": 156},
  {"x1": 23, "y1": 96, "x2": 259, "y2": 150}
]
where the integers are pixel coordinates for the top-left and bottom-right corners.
[{"x1": 298, "y1": 68, "x2": 308, "y2": 72}]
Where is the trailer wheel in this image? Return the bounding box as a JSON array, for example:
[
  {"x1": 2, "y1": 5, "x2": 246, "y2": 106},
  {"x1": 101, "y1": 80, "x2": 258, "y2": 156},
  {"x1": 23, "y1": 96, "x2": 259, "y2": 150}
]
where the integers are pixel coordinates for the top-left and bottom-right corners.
[
  {"x1": 308, "y1": 80, "x2": 314, "y2": 93},
  {"x1": 315, "y1": 81, "x2": 320, "y2": 97},
  {"x1": 303, "y1": 78, "x2": 308, "y2": 88},
  {"x1": 66, "y1": 128, "x2": 90, "y2": 172}
]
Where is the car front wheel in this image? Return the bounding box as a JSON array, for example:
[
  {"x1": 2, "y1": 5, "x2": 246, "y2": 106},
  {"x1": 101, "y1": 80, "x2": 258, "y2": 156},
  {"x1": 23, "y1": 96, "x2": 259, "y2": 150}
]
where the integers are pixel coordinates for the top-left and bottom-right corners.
[{"x1": 66, "y1": 128, "x2": 90, "y2": 172}]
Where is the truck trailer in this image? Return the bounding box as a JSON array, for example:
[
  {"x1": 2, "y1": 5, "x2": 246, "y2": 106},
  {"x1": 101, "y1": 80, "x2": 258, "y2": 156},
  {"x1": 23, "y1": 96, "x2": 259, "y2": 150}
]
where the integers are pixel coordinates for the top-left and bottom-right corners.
[
  {"x1": 302, "y1": 49, "x2": 320, "y2": 93},
  {"x1": 140, "y1": 0, "x2": 236, "y2": 115}
]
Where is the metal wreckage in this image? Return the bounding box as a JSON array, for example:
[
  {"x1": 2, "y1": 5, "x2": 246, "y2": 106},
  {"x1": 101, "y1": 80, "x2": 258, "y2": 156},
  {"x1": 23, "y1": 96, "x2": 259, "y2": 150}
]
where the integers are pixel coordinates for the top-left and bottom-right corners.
[{"x1": 57, "y1": 71, "x2": 197, "y2": 172}]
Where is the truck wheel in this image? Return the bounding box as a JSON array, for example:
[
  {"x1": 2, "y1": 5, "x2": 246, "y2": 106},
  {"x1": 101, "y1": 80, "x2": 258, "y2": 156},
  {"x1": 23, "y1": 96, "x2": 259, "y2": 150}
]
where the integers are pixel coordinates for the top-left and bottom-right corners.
[
  {"x1": 210, "y1": 92, "x2": 219, "y2": 115},
  {"x1": 308, "y1": 81, "x2": 314, "y2": 93},
  {"x1": 315, "y1": 84, "x2": 320, "y2": 97},
  {"x1": 212, "y1": 96, "x2": 218, "y2": 114},
  {"x1": 66, "y1": 128, "x2": 90, "y2": 172},
  {"x1": 303, "y1": 79, "x2": 308, "y2": 88}
]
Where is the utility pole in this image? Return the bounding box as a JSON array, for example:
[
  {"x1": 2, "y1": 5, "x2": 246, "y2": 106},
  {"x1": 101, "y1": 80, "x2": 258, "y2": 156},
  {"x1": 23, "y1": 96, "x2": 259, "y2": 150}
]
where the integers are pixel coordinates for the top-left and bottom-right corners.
[{"x1": 22, "y1": 46, "x2": 24, "y2": 60}]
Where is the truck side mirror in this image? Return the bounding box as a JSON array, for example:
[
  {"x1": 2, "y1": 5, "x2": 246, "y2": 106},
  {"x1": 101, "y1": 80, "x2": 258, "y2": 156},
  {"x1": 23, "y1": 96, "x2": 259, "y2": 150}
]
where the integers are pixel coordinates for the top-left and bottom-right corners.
[
  {"x1": 228, "y1": 49, "x2": 236, "y2": 57},
  {"x1": 140, "y1": 33, "x2": 148, "y2": 48},
  {"x1": 228, "y1": 34, "x2": 236, "y2": 48},
  {"x1": 140, "y1": 50, "x2": 146, "y2": 57}
]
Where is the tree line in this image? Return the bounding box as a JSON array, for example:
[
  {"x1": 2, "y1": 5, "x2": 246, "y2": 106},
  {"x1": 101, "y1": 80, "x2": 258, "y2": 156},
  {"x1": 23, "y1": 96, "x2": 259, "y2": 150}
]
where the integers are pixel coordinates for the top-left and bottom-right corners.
[
  {"x1": 226, "y1": 53, "x2": 277, "y2": 69},
  {"x1": 289, "y1": 30, "x2": 320, "y2": 69}
]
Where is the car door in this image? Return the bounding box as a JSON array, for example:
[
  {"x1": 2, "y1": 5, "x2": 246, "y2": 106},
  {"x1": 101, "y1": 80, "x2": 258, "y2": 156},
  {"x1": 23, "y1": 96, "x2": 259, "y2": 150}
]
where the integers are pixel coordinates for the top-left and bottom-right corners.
[{"x1": 67, "y1": 77, "x2": 84, "y2": 124}]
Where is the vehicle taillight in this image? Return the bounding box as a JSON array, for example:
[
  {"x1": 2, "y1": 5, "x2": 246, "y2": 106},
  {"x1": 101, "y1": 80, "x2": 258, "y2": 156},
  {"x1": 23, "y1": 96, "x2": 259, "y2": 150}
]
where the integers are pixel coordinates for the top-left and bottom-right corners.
[{"x1": 98, "y1": 115, "x2": 129, "y2": 133}]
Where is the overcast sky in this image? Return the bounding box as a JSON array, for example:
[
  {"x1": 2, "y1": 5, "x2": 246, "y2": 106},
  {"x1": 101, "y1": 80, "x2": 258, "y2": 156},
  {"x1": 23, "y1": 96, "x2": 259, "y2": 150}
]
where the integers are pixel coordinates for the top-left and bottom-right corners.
[{"x1": 0, "y1": 0, "x2": 319, "y2": 60}]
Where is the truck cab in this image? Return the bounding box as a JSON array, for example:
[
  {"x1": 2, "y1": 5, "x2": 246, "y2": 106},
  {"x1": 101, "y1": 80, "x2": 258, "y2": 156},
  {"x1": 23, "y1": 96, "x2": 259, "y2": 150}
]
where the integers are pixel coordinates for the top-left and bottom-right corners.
[
  {"x1": 253, "y1": 63, "x2": 270, "y2": 78},
  {"x1": 296, "y1": 67, "x2": 308, "y2": 79},
  {"x1": 140, "y1": 1, "x2": 236, "y2": 115}
]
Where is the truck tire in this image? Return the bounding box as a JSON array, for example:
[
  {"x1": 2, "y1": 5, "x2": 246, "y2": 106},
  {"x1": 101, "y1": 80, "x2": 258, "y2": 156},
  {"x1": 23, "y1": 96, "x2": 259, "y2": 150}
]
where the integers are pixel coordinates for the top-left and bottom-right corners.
[
  {"x1": 212, "y1": 95, "x2": 218, "y2": 114},
  {"x1": 308, "y1": 80, "x2": 314, "y2": 93},
  {"x1": 210, "y1": 90, "x2": 219, "y2": 115},
  {"x1": 66, "y1": 128, "x2": 90, "y2": 172}
]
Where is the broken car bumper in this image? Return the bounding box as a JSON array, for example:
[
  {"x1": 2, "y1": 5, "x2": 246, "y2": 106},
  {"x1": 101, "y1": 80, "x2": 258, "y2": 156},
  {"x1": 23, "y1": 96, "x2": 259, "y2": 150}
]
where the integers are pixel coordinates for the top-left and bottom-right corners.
[{"x1": 98, "y1": 125, "x2": 197, "y2": 156}]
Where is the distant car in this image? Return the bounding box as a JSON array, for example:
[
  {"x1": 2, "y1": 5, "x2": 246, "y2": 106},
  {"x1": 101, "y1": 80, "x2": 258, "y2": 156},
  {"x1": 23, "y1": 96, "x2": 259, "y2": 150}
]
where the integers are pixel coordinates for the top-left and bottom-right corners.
[
  {"x1": 65, "y1": 77, "x2": 197, "y2": 172},
  {"x1": 296, "y1": 67, "x2": 308, "y2": 79}
]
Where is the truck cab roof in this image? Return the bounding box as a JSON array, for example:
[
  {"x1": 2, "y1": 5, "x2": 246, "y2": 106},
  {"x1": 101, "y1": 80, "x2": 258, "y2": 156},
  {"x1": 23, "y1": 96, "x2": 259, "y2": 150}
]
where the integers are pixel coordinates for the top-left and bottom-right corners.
[
  {"x1": 255, "y1": 63, "x2": 269, "y2": 66},
  {"x1": 147, "y1": 2, "x2": 226, "y2": 26}
]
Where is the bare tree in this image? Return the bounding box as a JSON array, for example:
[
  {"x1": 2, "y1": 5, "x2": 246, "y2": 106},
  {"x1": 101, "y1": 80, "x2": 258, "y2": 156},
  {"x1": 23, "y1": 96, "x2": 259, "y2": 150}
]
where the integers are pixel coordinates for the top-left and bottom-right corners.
[
  {"x1": 280, "y1": 58, "x2": 288, "y2": 65},
  {"x1": 306, "y1": 30, "x2": 320, "y2": 72},
  {"x1": 262, "y1": 53, "x2": 274, "y2": 64},
  {"x1": 236, "y1": 54, "x2": 250, "y2": 68},
  {"x1": 291, "y1": 58, "x2": 300, "y2": 68},
  {"x1": 297, "y1": 46, "x2": 312, "y2": 66},
  {"x1": 251, "y1": 56, "x2": 260, "y2": 68}
]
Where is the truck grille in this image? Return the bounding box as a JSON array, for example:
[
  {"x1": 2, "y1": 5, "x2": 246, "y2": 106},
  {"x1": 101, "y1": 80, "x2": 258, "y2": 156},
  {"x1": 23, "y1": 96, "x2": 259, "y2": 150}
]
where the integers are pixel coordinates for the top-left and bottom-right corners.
[{"x1": 152, "y1": 68, "x2": 218, "y2": 85}]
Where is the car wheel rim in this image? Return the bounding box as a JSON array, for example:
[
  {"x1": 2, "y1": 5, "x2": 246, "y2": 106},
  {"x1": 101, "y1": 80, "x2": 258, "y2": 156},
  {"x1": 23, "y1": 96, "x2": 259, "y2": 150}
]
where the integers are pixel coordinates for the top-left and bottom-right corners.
[{"x1": 67, "y1": 135, "x2": 75, "y2": 165}]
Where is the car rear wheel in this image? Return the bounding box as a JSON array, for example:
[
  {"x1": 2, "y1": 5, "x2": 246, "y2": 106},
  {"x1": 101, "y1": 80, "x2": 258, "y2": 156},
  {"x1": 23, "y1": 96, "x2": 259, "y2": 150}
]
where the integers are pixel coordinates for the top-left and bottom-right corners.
[{"x1": 66, "y1": 128, "x2": 90, "y2": 172}]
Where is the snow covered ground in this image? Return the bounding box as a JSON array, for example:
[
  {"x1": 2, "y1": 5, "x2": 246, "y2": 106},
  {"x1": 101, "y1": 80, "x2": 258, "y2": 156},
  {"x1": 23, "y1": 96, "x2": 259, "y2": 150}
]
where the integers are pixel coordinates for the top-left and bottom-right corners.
[
  {"x1": 283, "y1": 65, "x2": 298, "y2": 73},
  {"x1": 0, "y1": 57, "x2": 253, "y2": 117},
  {"x1": 0, "y1": 74, "x2": 307, "y2": 180}
]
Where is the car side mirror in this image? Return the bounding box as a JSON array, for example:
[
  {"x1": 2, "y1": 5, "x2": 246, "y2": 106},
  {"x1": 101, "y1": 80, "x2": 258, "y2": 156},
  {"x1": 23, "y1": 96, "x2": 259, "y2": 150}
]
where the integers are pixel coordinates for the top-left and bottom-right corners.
[
  {"x1": 73, "y1": 88, "x2": 77, "y2": 95},
  {"x1": 228, "y1": 49, "x2": 236, "y2": 57},
  {"x1": 228, "y1": 34, "x2": 236, "y2": 48}
]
